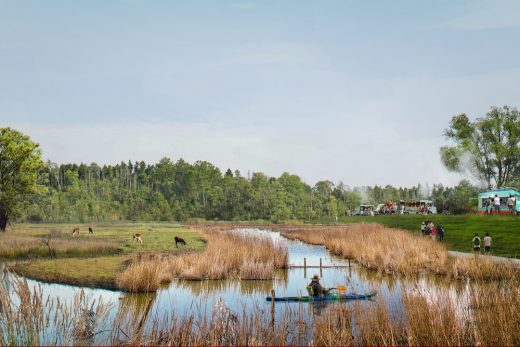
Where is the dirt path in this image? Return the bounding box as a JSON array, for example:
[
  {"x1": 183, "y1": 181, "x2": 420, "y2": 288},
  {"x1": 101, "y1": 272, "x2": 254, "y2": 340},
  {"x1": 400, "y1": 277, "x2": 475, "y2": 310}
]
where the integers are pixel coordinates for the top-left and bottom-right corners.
[{"x1": 448, "y1": 250, "x2": 520, "y2": 267}]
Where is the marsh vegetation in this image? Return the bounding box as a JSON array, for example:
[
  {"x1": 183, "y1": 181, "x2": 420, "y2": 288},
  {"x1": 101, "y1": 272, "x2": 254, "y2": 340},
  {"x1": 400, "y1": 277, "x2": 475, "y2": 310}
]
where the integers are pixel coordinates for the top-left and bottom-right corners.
[{"x1": 279, "y1": 223, "x2": 519, "y2": 280}]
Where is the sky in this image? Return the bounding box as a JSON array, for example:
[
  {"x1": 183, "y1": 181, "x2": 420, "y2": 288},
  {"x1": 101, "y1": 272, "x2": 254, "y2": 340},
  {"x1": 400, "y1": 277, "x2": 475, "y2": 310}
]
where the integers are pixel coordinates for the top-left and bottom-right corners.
[{"x1": 1, "y1": 0, "x2": 519, "y2": 187}]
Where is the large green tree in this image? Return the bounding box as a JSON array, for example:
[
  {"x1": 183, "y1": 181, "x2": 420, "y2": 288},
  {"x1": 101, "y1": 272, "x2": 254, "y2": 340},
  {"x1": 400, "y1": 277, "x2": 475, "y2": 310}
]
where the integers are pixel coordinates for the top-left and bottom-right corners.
[
  {"x1": 0, "y1": 128, "x2": 46, "y2": 230},
  {"x1": 440, "y1": 106, "x2": 520, "y2": 188}
]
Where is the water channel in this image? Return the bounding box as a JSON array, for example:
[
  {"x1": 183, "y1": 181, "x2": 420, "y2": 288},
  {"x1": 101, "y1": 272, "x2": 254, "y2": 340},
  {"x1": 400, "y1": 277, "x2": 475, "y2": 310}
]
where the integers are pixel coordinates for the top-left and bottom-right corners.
[{"x1": 2, "y1": 228, "x2": 468, "y2": 345}]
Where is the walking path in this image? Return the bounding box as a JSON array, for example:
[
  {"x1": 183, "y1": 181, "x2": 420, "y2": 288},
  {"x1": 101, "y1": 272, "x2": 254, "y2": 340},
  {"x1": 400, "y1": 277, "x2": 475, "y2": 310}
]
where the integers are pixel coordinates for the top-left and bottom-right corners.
[{"x1": 448, "y1": 251, "x2": 520, "y2": 267}]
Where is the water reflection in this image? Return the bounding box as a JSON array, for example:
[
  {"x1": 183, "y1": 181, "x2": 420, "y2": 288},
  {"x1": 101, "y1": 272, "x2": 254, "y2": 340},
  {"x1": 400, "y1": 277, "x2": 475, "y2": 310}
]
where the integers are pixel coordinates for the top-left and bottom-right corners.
[{"x1": 2, "y1": 227, "x2": 478, "y2": 345}]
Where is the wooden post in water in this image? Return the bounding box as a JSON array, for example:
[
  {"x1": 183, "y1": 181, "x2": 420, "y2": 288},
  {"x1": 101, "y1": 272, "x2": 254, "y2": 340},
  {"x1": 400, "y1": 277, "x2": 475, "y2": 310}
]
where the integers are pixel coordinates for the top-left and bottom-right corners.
[
  {"x1": 270, "y1": 289, "x2": 275, "y2": 328},
  {"x1": 319, "y1": 258, "x2": 322, "y2": 268},
  {"x1": 303, "y1": 257, "x2": 307, "y2": 269},
  {"x1": 348, "y1": 258, "x2": 351, "y2": 268}
]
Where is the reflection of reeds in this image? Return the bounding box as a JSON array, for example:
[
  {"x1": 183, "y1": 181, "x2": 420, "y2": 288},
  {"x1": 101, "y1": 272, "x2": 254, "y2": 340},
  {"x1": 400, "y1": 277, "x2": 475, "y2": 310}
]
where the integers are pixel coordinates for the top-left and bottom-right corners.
[
  {"x1": 173, "y1": 278, "x2": 277, "y2": 296},
  {"x1": 167, "y1": 227, "x2": 288, "y2": 280},
  {"x1": 0, "y1": 277, "x2": 111, "y2": 346}
]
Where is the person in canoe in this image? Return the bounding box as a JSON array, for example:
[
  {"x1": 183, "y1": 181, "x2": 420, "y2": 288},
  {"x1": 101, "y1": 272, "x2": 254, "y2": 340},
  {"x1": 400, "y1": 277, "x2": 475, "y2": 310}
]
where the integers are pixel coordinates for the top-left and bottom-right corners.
[{"x1": 308, "y1": 274, "x2": 331, "y2": 296}]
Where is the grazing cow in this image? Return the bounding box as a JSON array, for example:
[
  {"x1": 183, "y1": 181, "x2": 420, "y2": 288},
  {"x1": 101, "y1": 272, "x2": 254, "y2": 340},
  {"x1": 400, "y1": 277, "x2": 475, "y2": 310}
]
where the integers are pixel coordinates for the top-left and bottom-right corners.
[
  {"x1": 72, "y1": 227, "x2": 80, "y2": 236},
  {"x1": 174, "y1": 236, "x2": 186, "y2": 247},
  {"x1": 88, "y1": 227, "x2": 93, "y2": 234},
  {"x1": 133, "y1": 233, "x2": 143, "y2": 244}
]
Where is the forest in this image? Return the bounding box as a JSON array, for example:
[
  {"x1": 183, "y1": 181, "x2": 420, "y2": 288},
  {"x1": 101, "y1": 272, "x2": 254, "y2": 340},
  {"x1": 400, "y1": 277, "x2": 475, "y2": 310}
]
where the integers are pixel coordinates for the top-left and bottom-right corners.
[{"x1": 20, "y1": 158, "x2": 478, "y2": 223}]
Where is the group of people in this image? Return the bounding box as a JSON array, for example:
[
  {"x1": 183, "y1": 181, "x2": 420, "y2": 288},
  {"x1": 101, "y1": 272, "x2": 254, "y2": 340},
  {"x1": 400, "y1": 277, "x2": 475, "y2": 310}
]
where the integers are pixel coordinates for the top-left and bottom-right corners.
[
  {"x1": 420, "y1": 220, "x2": 445, "y2": 241},
  {"x1": 483, "y1": 194, "x2": 517, "y2": 215},
  {"x1": 472, "y1": 233, "x2": 492, "y2": 253},
  {"x1": 380, "y1": 203, "x2": 397, "y2": 215}
]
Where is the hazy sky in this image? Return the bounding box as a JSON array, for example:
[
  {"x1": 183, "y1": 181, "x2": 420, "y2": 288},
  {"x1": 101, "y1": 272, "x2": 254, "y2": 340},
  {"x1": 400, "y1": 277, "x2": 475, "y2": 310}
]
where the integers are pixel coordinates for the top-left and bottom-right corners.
[{"x1": 1, "y1": 0, "x2": 519, "y2": 187}]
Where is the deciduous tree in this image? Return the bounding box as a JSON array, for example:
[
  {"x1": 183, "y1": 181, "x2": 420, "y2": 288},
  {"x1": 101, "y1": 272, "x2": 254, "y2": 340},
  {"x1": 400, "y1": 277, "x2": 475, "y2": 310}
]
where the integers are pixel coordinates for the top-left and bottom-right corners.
[
  {"x1": 0, "y1": 128, "x2": 45, "y2": 230},
  {"x1": 440, "y1": 106, "x2": 520, "y2": 188}
]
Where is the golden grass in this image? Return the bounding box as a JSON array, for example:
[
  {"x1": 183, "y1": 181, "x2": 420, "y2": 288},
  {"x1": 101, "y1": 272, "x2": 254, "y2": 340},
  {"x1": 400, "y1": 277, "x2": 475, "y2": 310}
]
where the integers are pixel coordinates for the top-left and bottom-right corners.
[
  {"x1": 1, "y1": 275, "x2": 519, "y2": 345},
  {"x1": 449, "y1": 255, "x2": 519, "y2": 280},
  {"x1": 313, "y1": 305, "x2": 354, "y2": 346},
  {"x1": 116, "y1": 253, "x2": 163, "y2": 292},
  {"x1": 0, "y1": 277, "x2": 112, "y2": 346},
  {"x1": 280, "y1": 223, "x2": 448, "y2": 275},
  {"x1": 0, "y1": 231, "x2": 120, "y2": 259},
  {"x1": 166, "y1": 226, "x2": 288, "y2": 280},
  {"x1": 279, "y1": 224, "x2": 520, "y2": 280}
]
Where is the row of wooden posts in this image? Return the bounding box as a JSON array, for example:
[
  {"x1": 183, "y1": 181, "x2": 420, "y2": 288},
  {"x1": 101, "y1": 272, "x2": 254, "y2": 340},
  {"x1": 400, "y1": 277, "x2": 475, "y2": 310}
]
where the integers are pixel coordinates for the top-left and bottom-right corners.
[{"x1": 289, "y1": 257, "x2": 352, "y2": 270}]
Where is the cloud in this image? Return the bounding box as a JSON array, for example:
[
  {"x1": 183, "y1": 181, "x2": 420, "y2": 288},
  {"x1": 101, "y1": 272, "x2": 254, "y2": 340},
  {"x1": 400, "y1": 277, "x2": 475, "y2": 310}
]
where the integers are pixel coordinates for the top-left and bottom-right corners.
[
  {"x1": 232, "y1": 41, "x2": 327, "y2": 66},
  {"x1": 428, "y1": 0, "x2": 520, "y2": 30}
]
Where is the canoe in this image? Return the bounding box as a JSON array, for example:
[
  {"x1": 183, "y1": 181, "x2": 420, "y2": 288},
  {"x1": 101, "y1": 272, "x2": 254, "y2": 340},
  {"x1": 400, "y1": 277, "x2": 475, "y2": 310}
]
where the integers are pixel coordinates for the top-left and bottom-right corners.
[{"x1": 266, "y1": 290, "x2": 377, "y2": 302}]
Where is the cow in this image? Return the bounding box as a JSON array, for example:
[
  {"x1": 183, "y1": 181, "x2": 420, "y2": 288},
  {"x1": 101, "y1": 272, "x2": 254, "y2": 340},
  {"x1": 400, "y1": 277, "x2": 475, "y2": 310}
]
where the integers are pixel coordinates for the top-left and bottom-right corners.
[
  {"x1": 72, "y1": 227, "x2": 80, "y2": 236},
  {"x1": 174, "y1": 236, "x2": 186, "y2": 247},
  {"x1": 133, "y1": 233, "x2": 143, "y2": 244},
  {"x1": 88, "y1": 227, "x2": 93, "y2": 234}
]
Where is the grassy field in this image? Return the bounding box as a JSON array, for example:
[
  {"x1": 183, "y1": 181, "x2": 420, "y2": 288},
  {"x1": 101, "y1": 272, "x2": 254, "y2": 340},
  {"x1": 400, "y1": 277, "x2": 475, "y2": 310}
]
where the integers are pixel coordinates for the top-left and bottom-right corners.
[
  {"x1": 314, "y1": 214, "x2": 520, "y2": 258},
  {"x1": 4, "y1": 223, "x2": 205, "y2": 289}
]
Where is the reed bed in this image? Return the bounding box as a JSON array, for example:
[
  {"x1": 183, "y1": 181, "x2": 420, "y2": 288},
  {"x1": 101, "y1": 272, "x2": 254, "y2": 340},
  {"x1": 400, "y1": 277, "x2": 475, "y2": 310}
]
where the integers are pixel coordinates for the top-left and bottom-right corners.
[
  {"x1": 0, "y1": 277, "x2": 112, "y2": 346},
  {"x1": 449, "y1": 255, "x2": 520, "y2": 280},
  {"x1": 116, "y1": 253, "x2": 162, "y2": 292},
  {"x1": 1, "y1": 274, "x2": 519, "y2": 345},
  {"x1": 0, "y1": 232, "x2": 119, "y2": 259},
  {"x1": 166, "y1": 226, "x2": 288, "y2": 280},
  {"x1": 279, "y1": 224, "x2": 520, "y2": 280},
  {"x1": 280, "y1": 223, "x2": 448, "y2": 275}
]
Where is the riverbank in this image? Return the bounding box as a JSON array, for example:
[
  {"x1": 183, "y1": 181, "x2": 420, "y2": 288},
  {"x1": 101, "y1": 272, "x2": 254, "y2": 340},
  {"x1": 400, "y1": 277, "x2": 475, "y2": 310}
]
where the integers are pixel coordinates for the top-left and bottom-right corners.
[
  {"x1": 313, "y1": 214, "x2": 520, "y2": 258},
  {"x1": 278, "y1": 223, "x2": 519, "y2": 280},
  {"x1": 4, "y1": 223, "x2": 205, "y2": 290}
]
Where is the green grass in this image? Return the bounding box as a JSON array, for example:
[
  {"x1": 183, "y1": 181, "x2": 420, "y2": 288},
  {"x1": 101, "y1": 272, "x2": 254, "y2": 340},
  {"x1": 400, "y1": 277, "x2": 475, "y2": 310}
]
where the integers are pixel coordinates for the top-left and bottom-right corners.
[
  {"x1": 7, "y1": 223, "x2": 206, "y2": 289},
  {"x1": 314, "y1": 214, "x2": 520, "y2": 258},
  {"x1": 14, "y1": 256, "x2": 124, "y2": 289}
]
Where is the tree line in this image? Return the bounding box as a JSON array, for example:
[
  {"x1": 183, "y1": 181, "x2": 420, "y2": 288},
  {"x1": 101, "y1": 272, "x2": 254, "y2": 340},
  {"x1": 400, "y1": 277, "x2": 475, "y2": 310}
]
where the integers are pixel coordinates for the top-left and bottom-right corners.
[
  {"x1": 18, "y1": 158, "x2": 478, "y2": 224},
  {"x1": 6, "y1": 104, "x2": 519, "y2": 229}
]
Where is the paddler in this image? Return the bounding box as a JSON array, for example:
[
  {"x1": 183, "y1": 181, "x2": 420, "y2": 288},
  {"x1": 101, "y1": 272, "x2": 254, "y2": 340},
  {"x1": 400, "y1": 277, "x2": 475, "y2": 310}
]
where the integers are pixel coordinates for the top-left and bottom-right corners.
[{"x1": 308, "y1": 274, "x2": 331, "y2": 296}]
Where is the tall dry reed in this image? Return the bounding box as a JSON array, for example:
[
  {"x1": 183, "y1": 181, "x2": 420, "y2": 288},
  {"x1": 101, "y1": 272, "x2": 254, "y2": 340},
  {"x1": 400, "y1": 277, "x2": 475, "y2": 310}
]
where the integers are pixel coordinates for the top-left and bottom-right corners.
[
  {"x1": 280, "y1": 224, "x2": 520, "y2": 280},
  {"x1": 1, "y1": 274, "x2": 519, "y2": 346},
  {"x1": 0, "y1": 276, "x2": 112, "y2": 346},
  {"x1": 449, "y1": 255, "x2": 520, "y2": 280},
  {"x1": 0, "y1": 232, "x2": 119, "y2": 259},
  {"x1": 167, "y1": 226, "x2": 288, "y2": 280},
  {"x1": 116, "y1": 253, "x2": 162, "y2": 292},
  {"x1": 281, "y1": 223, "x2": 448, "y2": 275}
]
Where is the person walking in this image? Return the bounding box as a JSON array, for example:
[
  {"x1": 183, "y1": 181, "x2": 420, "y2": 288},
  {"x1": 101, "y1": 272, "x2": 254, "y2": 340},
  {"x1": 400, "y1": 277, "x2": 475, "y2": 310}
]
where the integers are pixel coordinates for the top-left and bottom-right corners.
[
  {"x1": 512, "y1": 195, "x2": 517, "y2": 216},
  {"x1": 494, "y1": 195, "x2": 501, "y2": 215},
  {"x1": 487, "y1": 196, "x2": 493, "y2": 215},
  {"x1": 438, "y1": 225, "x2": 445, "y2": 241},
  {"x1": 472, "y1": 233, "x2": 481, "y2": 253},
  {"x1": 484, "y1": 233, "x2": 492, "y2": 253},
  {"x1": 429, "y1": 222, "x2": 437, "y2": 240}
]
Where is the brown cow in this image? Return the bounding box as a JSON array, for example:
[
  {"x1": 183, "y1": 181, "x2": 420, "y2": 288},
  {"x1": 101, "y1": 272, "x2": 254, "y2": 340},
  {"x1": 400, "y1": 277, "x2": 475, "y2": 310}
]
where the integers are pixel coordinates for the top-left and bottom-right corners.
[
  {"x1": 174, "y1": 236, "x2": 186, "y2": 247},
  {"x1": 88, "y1": 227, "x2": 93, "y2": 234},
  {"x1": 72, "y1": 227, "x2": 80, "y2": 236},
  {"x1": 133, "y1": 233, "x2": 143, "y2": 244}
]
